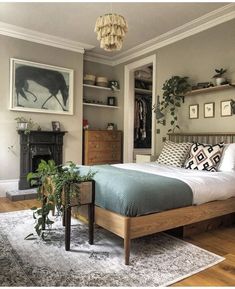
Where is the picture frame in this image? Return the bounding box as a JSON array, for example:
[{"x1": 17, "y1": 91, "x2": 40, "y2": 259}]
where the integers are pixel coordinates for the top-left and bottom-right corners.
[
  {"x1": 189, "y1": 104, "x2": 199, "y2": 119},
  {"x1": 9, "y1": 58, "x2": 74, "y2": 115},
  {"x1": 107, "y1": 96, "x2": 116, "y2": 106},
  {"x1": 204, "y1": 102, "x2": 215, "y2": 118},
  {"x1": 52, "y1": 121, "x2": 61, "y2": 131},
  {"x1": 221, "y1": 100, "x2": 232, "y2": 117}
]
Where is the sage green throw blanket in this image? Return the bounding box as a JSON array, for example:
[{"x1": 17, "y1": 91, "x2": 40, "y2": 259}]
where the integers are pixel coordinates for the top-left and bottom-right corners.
[{"x1": 78, "y1": 165, "x2": 193, "y2": 217}]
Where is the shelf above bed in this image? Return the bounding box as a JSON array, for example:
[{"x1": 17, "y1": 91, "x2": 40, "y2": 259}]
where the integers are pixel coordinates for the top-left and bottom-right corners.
[{"x1": 185, "y1": 83, "x2": 235, "y2": 96}]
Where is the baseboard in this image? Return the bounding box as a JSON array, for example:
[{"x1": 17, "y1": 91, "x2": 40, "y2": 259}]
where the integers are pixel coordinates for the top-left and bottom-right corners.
[{"x1": 0, "y1": 179, "x2": 18, "y2": 197}]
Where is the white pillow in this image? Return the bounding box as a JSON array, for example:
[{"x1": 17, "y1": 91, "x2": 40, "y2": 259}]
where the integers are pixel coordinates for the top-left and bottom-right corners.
[{"x1": 218, "y1": 143, "x2": 235, "y2": 172}]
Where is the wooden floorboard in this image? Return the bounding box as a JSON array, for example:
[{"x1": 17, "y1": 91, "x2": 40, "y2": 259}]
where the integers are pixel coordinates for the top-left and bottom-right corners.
[{"x1": 0, "y1": 197, "x2": 234, "y2": 286}]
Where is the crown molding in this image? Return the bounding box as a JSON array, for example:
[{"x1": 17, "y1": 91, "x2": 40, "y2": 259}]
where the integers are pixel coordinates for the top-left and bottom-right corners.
[
  {"x1": 0, "y1": 21, "x2": 95, "y2": 54},
  {"x1": 84, "y1": 53, "x2": 114, "y2": 66},
  {"x1": 85, "y1": 3, "x2": 235, "y2": 66}
]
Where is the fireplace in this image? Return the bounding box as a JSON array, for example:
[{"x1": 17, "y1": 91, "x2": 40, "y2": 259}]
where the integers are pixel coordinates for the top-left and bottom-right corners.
[{"x1": 18, "y1": 130, "x2": 67, "y2": 190}]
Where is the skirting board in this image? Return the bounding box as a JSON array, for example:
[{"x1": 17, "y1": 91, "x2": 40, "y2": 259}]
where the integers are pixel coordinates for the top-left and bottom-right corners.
[{"x1": 0, "y1": 179, "x2": 18, "y2": 197}]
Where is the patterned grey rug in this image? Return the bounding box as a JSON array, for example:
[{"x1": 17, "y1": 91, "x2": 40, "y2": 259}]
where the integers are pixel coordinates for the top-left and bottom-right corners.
[{"x1": 0, "y1": 210, "x2": 224, "y2": 287}]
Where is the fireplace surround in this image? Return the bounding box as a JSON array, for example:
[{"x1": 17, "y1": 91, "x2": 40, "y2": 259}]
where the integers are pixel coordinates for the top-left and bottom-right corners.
[{"x1": 18, "y1": 130, "x2": 67, "y2": 190}]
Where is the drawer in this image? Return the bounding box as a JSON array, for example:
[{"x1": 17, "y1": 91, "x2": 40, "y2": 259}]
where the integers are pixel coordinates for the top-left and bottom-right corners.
[
  {"x1": 88, "y1": 151, "x2": 121, "y2": 163},
  {"x1": 88, "y1": 141, "x2": 121, "y2": 152},
  {"x1": 86, "y1": 131, "x2": 122, "y2": 142}
]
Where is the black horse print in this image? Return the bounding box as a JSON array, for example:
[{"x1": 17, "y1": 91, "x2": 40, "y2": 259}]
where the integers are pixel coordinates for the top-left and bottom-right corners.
[{"x1": 15, "y1": 66, "x2": 69, "y2": 111}]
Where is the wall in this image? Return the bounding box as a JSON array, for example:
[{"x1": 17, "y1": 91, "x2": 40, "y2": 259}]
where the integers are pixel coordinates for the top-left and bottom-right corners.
[
  {"x1": 83, "y1": 60, "x2": 122, "y2": 130},
  {"x1": 114, "y1": 18, "x2": 235, "y2": 156},
  {"x1": 0, "y1": 35, "x2": 84, "y2": 191}
]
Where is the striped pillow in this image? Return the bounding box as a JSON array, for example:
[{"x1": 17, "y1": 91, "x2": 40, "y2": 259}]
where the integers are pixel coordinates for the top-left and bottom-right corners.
[{"x1": 157, "y1": 141, "x2": 192, "y2": 167}]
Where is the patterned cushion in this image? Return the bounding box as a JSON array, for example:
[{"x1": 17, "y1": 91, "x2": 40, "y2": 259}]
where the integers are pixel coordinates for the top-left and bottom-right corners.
[
  {"x1": 157, "y1": 141, "x2": 192, "y2": 167},
  {"x1": 184, "y1": 143, "x2": 224, "y2": 172}
]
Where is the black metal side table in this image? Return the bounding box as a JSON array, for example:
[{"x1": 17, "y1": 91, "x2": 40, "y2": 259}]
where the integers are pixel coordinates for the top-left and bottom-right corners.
[{"x1": 62, "y1": 180, "x2": 95, "y2": 250}]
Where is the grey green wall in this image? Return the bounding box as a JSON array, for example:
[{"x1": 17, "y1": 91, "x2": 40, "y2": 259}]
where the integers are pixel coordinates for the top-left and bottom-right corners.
[
  {"x1": 114, "y1": 18, "x2": 235, "y2": 155},
  {"x1": 0, "y1": 35, "x2": 84, "y2": 181}
]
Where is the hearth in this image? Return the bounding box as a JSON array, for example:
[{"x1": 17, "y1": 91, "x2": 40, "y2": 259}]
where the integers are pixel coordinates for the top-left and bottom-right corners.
[{"x1": 18, "y1": 130, "x2": 66, "y2": 190}]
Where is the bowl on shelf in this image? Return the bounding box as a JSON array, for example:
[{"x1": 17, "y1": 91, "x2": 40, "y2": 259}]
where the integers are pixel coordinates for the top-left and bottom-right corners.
[
  {"x1": 84, "y1": 74, "x2": 96, "y2": 85},
  {"x1": 96, "y1": 76, "x2": 108, "y2": 87}
]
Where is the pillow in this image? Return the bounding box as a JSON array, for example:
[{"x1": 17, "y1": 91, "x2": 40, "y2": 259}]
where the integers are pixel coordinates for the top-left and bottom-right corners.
[
  {"x1": 157, "y1": 141, "x2": 192, "y2": 167},
  {"x1": 184, "y1": 142, "x2": 224, "y2": 172},
  {"x1": 217, "y1": 143, "x2": 235, "y2": 172}
]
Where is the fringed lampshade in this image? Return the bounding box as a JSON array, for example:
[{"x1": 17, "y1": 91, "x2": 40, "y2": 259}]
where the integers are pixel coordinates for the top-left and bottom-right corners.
[{"x1": 94, "y1": 13, "x2": 128, "y2": 51}]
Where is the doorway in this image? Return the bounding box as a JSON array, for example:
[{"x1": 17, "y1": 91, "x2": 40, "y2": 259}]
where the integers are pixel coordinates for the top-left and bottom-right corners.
[{"x1": 123, "y1": 54, "x2": 156, "y2": 163}]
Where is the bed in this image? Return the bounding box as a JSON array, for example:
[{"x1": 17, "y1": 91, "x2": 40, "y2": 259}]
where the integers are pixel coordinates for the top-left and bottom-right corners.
[{"x1": 80, "y1": 132, "x2": 235, "y2": 265}]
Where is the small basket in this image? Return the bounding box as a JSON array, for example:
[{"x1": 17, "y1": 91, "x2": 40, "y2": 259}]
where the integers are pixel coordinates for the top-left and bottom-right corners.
[
  {"x1": 96, "y1": 76, "x2": 108, "y2": 87},
  {"x1": 84, "y1": 74, "x2": 96, "y2": 85}
]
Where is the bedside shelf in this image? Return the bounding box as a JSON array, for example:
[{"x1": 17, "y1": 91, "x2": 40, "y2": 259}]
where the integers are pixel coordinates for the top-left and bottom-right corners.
[
  {"x1": 135, "y1": 88, "x2": 152, "y2": 95},
  {"x1": 185, "y1": 83, "x2": 235, "y2": 96},
  {"x1": 83, "y1": 84, "x2": 120, "y2": 92},
  {"x1": 83, "y1": 103, "x2": 119, "y2": 109}
]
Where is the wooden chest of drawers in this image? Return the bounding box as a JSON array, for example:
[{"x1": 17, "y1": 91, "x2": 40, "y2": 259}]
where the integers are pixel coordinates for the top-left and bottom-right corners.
[{"x1": 83, "y1": 130, "x2": 122, "y2": 165}]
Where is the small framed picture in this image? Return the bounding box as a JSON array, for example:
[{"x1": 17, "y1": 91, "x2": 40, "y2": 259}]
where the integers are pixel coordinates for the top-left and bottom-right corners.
[
  {"x1": 221, "y1": 100, "x2": 232, "y2": 117},
  {"x1": 189, "y1": 104, "x2": 199, "y2": 119},
  {"x1": 52, "y1": 121, "x2": 60, "y2": 131},
  {"x1": 204, "y1": 102, "x2": 215, "y2": 118}
]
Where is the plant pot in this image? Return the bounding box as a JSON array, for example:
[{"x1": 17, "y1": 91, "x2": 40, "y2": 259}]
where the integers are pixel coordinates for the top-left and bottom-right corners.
[
  {"x1": 215, "y1": 77, "x2": 226, "y2": 86},
  {"x1": 17, "y1": 122, "x2": 28, "y2": 131}
]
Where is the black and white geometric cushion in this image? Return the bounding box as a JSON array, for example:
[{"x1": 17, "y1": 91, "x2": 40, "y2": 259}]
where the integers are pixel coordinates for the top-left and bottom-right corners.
[
  {"x1": 157, "y1": 141, "x2": 192, "y2": 167},
  {"x1": 184, "y1": 142, "x2": 224, "y2": 172}
]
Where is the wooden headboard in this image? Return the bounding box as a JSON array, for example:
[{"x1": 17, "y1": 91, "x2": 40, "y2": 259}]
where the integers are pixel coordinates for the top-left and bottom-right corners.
[{"x1": 168, "y1": 132, "x2": 235, "y2": 144}]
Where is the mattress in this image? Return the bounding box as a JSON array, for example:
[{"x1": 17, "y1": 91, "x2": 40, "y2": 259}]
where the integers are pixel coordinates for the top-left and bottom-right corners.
[
  {"x1": 114, "y1": 162, "x2": 235, "y2": 205},
  {"x1": 78, "y1": 164, "x2": 193, "y2": 217}
]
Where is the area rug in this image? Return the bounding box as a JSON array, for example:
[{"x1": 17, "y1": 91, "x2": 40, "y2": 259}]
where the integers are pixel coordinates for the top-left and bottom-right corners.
[{"x1": 0, "y1": 210, "x2": 224, "y2": 287}]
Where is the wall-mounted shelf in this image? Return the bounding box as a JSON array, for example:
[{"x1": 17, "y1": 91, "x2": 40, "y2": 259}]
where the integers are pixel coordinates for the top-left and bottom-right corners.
[
  {"x1": 83, "y1": 103, "x2": 119, "y2": 109},
  {"x1": 83, "y1": 84, "x2": 120, "y2": 92},
  {"x1": 185, "y1": 83, "x2": 235, "y2": 96},
  {"x1": 135, "y1": 88, "x2": 152, "y2": 95}
]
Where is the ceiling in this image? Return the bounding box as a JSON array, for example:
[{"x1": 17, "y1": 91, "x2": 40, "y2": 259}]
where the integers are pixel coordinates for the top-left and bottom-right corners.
[{"x1": 0, "y1": 2, "x2": 229, "y2": 58}]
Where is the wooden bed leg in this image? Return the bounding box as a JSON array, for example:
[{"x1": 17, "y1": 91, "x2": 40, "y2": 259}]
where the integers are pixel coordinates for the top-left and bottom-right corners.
[{"x1": 124, "y1": 218, "x2": 131, "y2": 265}]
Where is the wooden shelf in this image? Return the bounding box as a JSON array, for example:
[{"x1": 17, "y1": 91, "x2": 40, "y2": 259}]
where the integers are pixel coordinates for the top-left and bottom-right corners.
[
  {"x1": 135, "y1": 88, "x2": 152, "y2": 95},
  {"x1": 83, "y1": 84, "x2": 120, "y2": 92},
  {"x1": 83, "y1": 103, "x2": 119, "y2": 109},
  {"x1": 185, "y1": 84, "x2": 235, "y2": 96},
  {"x1": 135, "y1": 78, "x2": 152, "y2": 84}
]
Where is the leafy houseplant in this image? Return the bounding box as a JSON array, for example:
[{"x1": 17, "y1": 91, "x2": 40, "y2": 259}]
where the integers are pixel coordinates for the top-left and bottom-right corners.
[
  {"x1": 212, "y1": 68, "x2": 227, "y2": 86},
  {"x1": 26, "y1": 160, "x2": 95, "y2": 240},
  {"x1": 15, "y1": 117, "x2": 38, "y2": 135},
  {"x1": 156, "y1": 76, "x2": 191, "y2": 132}
]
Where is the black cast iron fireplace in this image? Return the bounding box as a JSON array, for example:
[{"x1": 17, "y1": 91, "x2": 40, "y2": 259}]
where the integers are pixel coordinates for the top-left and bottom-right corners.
[{"x1": 18, "y1": 130, "x2": 67, "y2": 190}]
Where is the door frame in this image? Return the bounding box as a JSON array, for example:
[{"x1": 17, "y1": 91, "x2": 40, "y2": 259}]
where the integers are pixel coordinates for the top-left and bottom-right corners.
[{"x1": 123, "y1": 54, "x2": 156, "y2": 163}]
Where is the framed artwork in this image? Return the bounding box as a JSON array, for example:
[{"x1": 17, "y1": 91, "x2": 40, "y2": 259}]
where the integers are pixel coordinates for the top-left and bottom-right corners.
[
  {"x1": 9, "y1": 58, "x2": 74, "y2": 115},
  {"x1": 51, "y1": 121, "x2": 61, "y2": 131},
  {"x1": 221, "y1": 100, "x2": 232, "y2": 117},
  {"x1": 189, "y1": 104, "x2": 199, "y2": 119},
  {"x1": 204, "y1": 102, "x2": 215, "y2": 118}
]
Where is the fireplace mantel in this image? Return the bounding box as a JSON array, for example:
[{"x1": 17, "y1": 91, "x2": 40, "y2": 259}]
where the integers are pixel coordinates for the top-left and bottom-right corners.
[{"x1": 18, "y1": 130, "x2": 67, "y2": 190}]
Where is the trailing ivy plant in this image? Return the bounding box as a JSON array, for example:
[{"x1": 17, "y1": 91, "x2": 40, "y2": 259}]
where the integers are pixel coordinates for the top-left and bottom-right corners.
[
  {"x1": 26, "y1": 160, "x2": 95, "y2": 240},
  {"x1": 159, "y1": 76, "x2": 191, "y2": 132}
]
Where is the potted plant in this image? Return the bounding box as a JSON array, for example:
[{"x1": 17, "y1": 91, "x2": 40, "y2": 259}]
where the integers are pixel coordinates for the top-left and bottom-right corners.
[
  {"x1": 155, "y1": 76, "x2": 191, "y2": 132},
  {"x1": 212, "y1": 68, "x2": 227, "y2": 86},
  {"x1": 15, "y1": 117, "x2": 38, "y2": 135},
  {"x1": 26, "y1": 160, "x2": 95, "y2": 240}
]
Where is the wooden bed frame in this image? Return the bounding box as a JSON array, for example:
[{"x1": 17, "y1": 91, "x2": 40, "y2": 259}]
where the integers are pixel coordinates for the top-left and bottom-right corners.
[{"x1": 94, "y1": 132, "x2": 235, "y2": 265}]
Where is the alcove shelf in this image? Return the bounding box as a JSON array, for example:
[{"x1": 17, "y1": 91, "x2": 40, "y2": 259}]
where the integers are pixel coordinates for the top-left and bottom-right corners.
[
  {"x1": 83, "y1": 83, "x2": 120, "y2": 92},
  {"x1": 185, "y1": 83, "x2": 235, "y2": 96},
  {"x1": 135, "y1": 88, "x2": 152, "y2": 95},
  {"x1": 83, "y1": 103, "x2": 119, "y2": 109}
]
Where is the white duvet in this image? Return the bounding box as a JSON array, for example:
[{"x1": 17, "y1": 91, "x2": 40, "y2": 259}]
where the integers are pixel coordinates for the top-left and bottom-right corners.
[{"x1": 113, "y1": 162, "x2": 235, "y2": 205}]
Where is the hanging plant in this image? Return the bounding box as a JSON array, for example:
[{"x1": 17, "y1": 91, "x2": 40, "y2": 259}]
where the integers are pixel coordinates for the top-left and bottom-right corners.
[
  {"x1": 26, "y1": 160, "x2": 95, "y2": 240},
  {"x1": 159, "y1": 76, "x2": 191, "y2": 132}
]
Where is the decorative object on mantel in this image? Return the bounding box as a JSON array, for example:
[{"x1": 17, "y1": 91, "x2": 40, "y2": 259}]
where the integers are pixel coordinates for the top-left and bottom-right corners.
[
  {"x1": 26, "y1": 160, "x2": 95, "y2": 240},
  {"x1": 154, "y1": 76, "x2": 191, "y2": 132},
  {"x1": 94, "y1": 13, "x2": 128, "y2": 51},
  {"x1": 15, "y1": 117, "x2": 38, "y2": 135},
  {"x1": 212, "y1": 68, "x2": 228, "y2": 86},
  {"x1": 51, "y1": 121, "x2": 60, "y2": 132},
  {"x1": 10, "y1": 58, "x2": 74, "y2": 115}
]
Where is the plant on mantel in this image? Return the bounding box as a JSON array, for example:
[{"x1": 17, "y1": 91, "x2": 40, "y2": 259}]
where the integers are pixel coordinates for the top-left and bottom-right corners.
[
  {"x1": 15, "y1": 117, "x2": 39, "y2": 135},
  {"x1": 155, "y1": 76, "x2": 191, "y2": 132},
  {"x1": 26, "y1": 160, "x2": 95, "y2": 240}
]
